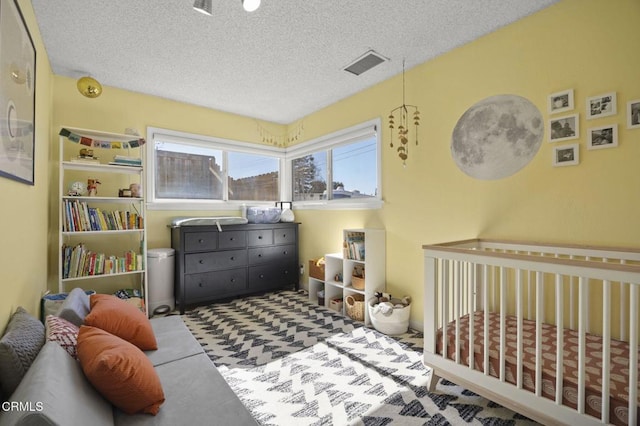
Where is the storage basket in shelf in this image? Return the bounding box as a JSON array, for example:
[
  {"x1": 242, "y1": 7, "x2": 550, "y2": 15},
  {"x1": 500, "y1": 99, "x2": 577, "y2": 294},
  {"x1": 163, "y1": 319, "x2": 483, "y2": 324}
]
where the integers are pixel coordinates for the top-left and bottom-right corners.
[
  {"x1": 351, "y1": 264, "x2": 365, "y2": 290},
  {"x1": 345, "y1": 294, "x2": 365, "y2": 321},
  {"x1": 309, "y1": 258, "x2": 325, "y2": 280}
]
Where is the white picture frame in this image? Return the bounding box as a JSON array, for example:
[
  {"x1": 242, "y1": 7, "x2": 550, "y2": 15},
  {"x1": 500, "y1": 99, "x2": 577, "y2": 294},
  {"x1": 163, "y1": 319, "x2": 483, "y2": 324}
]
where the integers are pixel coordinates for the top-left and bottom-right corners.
[
  {"x1": 552, "y1": 144, "x2": 579, "y2": 167},
  {"x1": 587, "y1": 124, "x2": 618, "y2": 150},
  {"x1": 627, "y1": 99, "x2": 640, "y2": 129},
  {"x1": 549, "y1": 113, "x2": 579, "y2": 142},
  {"x1": 586, "y1": 92, "x2": 617, "y2": 119},
  {"x1": 548, "y1": 89, "x2": 574, "y2": 114}
]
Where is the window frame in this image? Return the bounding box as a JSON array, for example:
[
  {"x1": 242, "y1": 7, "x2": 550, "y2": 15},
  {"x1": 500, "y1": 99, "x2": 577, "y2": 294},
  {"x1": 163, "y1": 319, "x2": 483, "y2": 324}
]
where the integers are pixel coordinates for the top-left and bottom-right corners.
[
  {"x1": 146, "y1": 127, "x2": 285, "y2": 211},
  {"x1": 284, "y1": 118, "x2": 382, "y2": 210},
  {"x1": 146, "y1": 118, "x2": 382, "y2": 211}
]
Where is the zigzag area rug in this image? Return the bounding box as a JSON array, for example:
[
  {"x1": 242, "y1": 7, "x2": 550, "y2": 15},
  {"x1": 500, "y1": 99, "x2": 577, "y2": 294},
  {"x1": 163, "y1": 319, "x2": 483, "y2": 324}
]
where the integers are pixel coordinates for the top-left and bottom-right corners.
[{"x1": 182, "y1": 291, "x2": 538, "y2": 425}]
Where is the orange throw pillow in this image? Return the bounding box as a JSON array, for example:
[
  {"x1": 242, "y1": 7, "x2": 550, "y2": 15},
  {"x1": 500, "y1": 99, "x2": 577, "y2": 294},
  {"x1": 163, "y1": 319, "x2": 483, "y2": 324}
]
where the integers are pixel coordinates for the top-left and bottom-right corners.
[
  {"x1": 77, "y1": 326, "x2": 164, "y2": 415},
  {"x1": 85, "y1": 294, "x2": 157, "y2": 350}
]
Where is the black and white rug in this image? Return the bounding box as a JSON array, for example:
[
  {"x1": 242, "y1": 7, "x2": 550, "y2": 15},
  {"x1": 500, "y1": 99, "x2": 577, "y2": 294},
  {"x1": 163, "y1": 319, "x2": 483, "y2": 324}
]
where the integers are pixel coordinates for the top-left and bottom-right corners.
[{"x1": 182, "y1": 291, "x2": 537, "y2": 425}]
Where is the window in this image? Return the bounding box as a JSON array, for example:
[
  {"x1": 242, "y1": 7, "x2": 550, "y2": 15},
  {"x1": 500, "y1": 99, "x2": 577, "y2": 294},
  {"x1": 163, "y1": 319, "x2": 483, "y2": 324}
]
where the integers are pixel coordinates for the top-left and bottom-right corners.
[
  {"x1": 147, "y1": 128, "x2": 282, "y2": 209},
  {"x1": 147, "y1": 119, "x2": 381, "y2": 210},
  {"x1": 288, "y1": 119, "x2": 381, "y2": 207}
]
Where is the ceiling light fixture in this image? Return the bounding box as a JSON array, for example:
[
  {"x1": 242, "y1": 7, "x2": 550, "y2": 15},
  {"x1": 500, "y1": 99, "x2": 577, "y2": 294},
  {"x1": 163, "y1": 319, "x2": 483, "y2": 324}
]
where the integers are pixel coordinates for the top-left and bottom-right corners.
[
  {"x1": 193, "y1": 0, "x2": 212, "y2": 16},
  {"x1": 242, "y1": 0, "x2": 261, "y2": 12},
  {"x1": 388, "y1": 60, "x2": 420, "y2": 167},
  {"x1": 77, "y1": 76, "x2": 103, "y2": 99}
]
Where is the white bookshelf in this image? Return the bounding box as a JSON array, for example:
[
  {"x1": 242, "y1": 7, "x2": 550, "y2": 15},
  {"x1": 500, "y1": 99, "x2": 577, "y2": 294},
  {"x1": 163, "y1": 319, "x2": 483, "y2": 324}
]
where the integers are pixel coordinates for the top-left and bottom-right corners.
[
  {"x1": 309, "y1": 228, "x2": 385, "y2": 325},
  {"x1": 58, "y1": 127, "x2": 148, "y2": 316}
]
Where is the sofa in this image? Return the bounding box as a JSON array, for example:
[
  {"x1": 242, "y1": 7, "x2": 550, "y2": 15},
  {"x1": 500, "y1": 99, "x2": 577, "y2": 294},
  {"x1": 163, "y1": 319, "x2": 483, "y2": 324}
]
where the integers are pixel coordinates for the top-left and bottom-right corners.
[{"x1": 0, "y1": 288, "x2": 257, "y2": 426}]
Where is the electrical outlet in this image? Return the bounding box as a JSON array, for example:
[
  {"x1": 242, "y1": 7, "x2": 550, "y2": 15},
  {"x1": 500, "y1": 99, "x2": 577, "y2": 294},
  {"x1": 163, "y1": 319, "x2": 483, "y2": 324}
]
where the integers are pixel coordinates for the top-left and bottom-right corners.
[{"x1": 299, "y1": 264, "x2": 304, "y2": 275}]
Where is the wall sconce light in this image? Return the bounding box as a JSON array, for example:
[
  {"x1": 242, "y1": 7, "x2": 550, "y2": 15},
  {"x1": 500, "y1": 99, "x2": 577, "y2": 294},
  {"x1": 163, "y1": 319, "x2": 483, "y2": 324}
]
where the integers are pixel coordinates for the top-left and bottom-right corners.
[
  {"x1": 193, "y1": 0, "x2": 212, "y2": 16},
  {"x1": 77, "y1": 76, "x2": 103, "y2": 98},
  {"x1": 242, "y1": 0, "x2": 261, "y2": 12}
]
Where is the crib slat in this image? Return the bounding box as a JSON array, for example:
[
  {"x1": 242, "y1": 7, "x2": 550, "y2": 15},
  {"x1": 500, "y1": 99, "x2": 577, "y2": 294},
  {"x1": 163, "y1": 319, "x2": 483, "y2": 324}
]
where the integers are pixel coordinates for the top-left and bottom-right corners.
[
  {"x1": 555, "y1": 273, "x2": 564, "y2": 405},
  {"x1": 570, "y1": 255, "x2": 576, "y2": 331},
  {"x1": 468, "y1": 263, "x2": 475, "y2": 371},
  {"x1": 620, "y1": 259, "x2": 628, "y2": 341},
  {"x1": 629, "y1": 283, "x2": 638, "y2": 426},
  {"x1": 601, "y1": 280, "x2": 611, "y2": 424},
  {"x1": 454, "y1": 261, "x2": 461, "y2": 364},
  {"x1": 516, "y1": 269, "x2": 523, "y2": 389},
  {"x1": 577, "y1": 277, "x2": 587, "y2": 414},
  {"x1": 483, "y1": 265, "x2": 489, "y2": 377},
  {"x1": 442, "y1": 259, "x2": 449, "y2": 362},
  {"x1": 500, "y1": 267, "x2": 506, "y2": 382},
  {"x1": 535, "y1": 271, "x2": 543, "y2": 397}
]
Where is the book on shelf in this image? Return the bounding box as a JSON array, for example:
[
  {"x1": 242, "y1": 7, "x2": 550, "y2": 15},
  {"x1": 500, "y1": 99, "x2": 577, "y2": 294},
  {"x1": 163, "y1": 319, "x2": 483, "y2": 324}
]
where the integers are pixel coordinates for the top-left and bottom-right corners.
[
  {"x1": 62, "y1": 243, "x2": 143, "y2": 278},
  {"x1": 70, "y1": 157, "x2": 100, "y2": 164},
  {"x1": 62, "y1": 199, "x2": 143, "y2": 231},
  {"x1": 343, "y1": 231, "x2": 365, "y2": 261},
  {"x1": 109, "y1": 155, "x2": 142, "y2": 167}
]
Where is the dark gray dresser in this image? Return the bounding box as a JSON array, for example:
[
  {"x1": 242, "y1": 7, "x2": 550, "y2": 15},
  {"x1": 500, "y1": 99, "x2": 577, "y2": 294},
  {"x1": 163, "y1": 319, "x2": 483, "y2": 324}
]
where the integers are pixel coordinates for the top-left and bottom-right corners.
[{"x1": 171, "y1": 222, "x2": 299, "y2": 313}]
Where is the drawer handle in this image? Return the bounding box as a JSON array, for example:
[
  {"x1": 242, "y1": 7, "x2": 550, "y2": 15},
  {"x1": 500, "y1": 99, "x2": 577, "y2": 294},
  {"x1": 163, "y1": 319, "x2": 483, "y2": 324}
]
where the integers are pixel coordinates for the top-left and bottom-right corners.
[
  {"x1": 282, "y1": 234, "x2": 286, "y2": 238},
  {"x1": 198, "y1": 239, "x2": 204, "y2": 243},
  {"x1": 230, "y1": 256, "x2": 235, "y2": 261},
  {"x1": 199, "y1": 259, "x2": 204, "y2": 264},
  {"x1": 229, "y1": 237, "x2": 234, "y2": 241},
  {"x1": 198, "y1": 282, "x2": 203, "y2": 287},
  {"x1": 230, "y1": 278, "x2": 235, "y2": 283},
  {"x1": 284, "y1": 270, "x2": 289, "y2": 275},
  {"x1": 258, "y1": 235, "x2": 263, "y2": 240},
  {"x1": 283, "y1": 251, "x2": 287, "y2": 255},
  {"x1": 259, "y1": 274, "x2": 265, "y2": 279},
  {"x1": 258, "y1": 254, "x2": 263, "y2": 258}
]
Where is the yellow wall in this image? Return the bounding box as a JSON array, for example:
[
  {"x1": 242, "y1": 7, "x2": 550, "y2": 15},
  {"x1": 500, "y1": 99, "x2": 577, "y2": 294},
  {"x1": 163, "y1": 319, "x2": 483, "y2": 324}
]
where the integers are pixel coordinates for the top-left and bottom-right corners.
[
  {"x1": 0, "y1": 1, "x2": 52, "y2": 330},
  {"x1": 294, "y1": 0, "x2": 640, "y2": 329},
  {"x1": 4, "y1": 0, "x2": 638, "y2": 332}
]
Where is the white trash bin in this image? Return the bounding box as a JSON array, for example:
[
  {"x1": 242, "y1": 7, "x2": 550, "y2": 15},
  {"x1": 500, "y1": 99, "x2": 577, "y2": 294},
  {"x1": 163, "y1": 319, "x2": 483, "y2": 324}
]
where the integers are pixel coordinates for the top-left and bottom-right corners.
[{"x1": 147, "y1": 248, "x2": 175, "y2": 315}]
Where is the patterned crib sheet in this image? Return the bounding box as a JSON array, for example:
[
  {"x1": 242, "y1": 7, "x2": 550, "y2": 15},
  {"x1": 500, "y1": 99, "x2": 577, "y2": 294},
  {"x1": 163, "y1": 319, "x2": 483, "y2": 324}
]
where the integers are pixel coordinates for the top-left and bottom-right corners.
[{"x1": 436, "y1": 311, "x2": 639, "y2": 425}]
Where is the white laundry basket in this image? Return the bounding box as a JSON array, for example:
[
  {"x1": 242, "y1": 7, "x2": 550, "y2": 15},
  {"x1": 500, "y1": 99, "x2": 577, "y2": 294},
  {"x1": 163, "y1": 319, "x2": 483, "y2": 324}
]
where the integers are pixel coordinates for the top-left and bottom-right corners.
[{"x1": 367, "y1": 297, "x2": 411, "y2": 335}]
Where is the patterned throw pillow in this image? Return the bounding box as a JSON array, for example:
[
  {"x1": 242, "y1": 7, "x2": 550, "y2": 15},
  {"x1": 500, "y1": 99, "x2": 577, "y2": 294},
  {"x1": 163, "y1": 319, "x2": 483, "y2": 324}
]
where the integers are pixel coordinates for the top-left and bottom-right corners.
[
  {"x1": 0, "y1": 307, "x2": 45, "y2": 399},
  {"x1": 45, "y1": 315, "x2": 80, "y2": 359}
]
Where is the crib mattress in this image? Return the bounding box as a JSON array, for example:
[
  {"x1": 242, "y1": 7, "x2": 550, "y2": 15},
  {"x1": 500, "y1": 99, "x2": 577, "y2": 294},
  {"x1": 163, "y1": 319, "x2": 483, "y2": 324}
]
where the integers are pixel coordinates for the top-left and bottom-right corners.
[{"x1": 436, "y1": 311, "x2": 640, "y2": 425}]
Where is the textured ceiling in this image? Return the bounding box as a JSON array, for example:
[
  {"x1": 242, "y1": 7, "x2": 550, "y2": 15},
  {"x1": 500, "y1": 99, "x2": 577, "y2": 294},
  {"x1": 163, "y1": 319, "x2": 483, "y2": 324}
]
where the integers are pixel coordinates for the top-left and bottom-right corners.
[{"x1": 31, "y1": 0, "x2": 559, "y2": 125}]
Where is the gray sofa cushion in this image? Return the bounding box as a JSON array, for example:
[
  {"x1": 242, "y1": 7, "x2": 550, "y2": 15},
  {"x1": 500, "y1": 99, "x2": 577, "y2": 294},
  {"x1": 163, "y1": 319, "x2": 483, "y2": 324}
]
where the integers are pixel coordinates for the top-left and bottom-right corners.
[
  {"x1": 0, "y1": 342, "x2": 112, "y2": 426},
  {"x1": 0, "y1": 308, "x2": 45, "y2": 400},
  {"x1": 114, "y1": 352, "x2": 257, "y2": 426},
  {"x1": 55, "y1": 288, "x2": 91, "y2": 327},
  {"x1": 144, "y1": 316, "x2": 204, "y2": 367}
]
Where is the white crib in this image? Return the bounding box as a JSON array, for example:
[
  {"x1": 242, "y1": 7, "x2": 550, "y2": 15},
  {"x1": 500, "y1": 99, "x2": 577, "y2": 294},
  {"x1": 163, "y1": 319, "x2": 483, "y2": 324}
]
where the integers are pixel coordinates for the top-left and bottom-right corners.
[{"x1": 423, "y1": 239, "x2": 640, "y2": 425}]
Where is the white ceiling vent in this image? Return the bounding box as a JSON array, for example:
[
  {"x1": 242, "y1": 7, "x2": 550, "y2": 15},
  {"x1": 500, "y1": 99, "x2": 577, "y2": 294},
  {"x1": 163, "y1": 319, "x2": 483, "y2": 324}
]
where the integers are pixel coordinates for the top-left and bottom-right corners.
[{"x1": 343, "y1": 50, "x2": 388, "y2": 76}]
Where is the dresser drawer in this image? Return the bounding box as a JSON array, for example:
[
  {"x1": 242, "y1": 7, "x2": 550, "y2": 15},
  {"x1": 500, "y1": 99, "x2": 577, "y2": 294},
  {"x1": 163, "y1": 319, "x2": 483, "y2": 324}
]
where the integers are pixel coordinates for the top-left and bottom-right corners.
[
  {"x1": 247, "y1": 229, "x2": 273, "y2": 247},
  {"x1": 185, "y1": 269, "x2": 248, "y2": 300},
  {"x1": 218, "y1": 230, "x2": 246, "y2": 249},
  {"x1": 248, "y1": 263, "x2": 297, "y2": 291},
  {"x1": 248, "y1": 244, "x2": 296, "y2": 265},
  {"x1": 185, "y1": 249, "x2": 247, "y2": 274},
  {"x1": 274, "y1": 227, "x2": 296, "y2": 245},
  {"x1": 184, "y1": 232, "x2": 218, "y2": 252}
]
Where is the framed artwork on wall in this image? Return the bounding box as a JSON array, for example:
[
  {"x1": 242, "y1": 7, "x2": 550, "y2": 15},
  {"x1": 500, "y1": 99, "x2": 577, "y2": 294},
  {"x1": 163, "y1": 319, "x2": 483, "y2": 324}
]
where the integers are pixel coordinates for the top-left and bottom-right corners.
[
  {"x1": 549, "y1": 114, "x2": 579, "y2": 142},
  {"x1": 586, "y1": 92, "x2": 616, "y2": 120},
  {"x1": 627, "y1": 99, "x2": 640, "y2": 129},
  {"x1": 587, "y1": 124, "x2": 618, "y2": 150},
  {"x1": 552, "y1": 144, "x2": 579, "y2": 167},
  {"x1": 547, "y1": 89, "x2": 574, "y2": 114},
  {"x1": 0, "y1": 0, "x2": 36, "y2": 185}
]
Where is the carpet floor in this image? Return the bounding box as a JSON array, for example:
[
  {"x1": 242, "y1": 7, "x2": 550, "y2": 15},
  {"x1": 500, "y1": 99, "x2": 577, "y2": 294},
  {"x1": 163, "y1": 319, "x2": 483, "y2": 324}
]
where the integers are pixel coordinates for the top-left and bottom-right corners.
[{"x1": 182, "y1": 290, "x2": 538, "y2": 425}]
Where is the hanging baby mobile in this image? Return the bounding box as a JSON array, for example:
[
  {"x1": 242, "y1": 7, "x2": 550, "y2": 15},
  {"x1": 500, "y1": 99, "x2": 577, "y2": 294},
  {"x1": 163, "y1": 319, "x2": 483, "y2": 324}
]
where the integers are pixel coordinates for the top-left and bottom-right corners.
[
  {"x1": 58, "y1": 128, "x2": 145, "y2": 149},
  {"x1": 388, "y1": 59, "x2": 420, "y2": 166}
]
